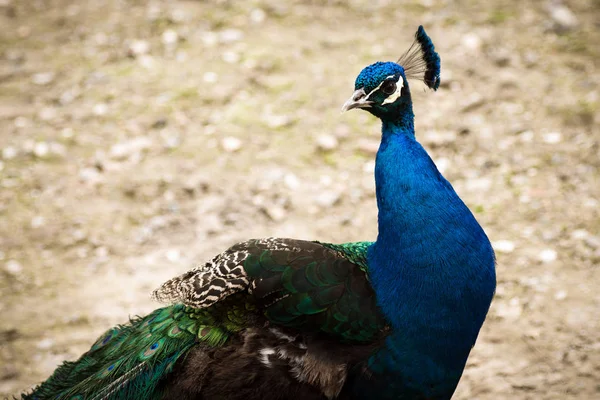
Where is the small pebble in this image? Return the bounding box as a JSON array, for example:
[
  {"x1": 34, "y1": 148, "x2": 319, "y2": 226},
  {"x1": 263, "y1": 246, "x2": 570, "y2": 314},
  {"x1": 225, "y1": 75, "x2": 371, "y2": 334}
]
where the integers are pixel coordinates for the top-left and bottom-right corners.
[
  {"x1": 316, "y1": 134, "x2": 338, "y2": 152},
  {"x1": 32, "y1": 71, "x2": 55, "y2": 85},
  {"x1": 538, "y1": 248, "x2": 557, "y2": 263},
  {"x1": 95, "y1": 246, "x2": 109, "y2": 258},
  {"x1": 165, "y1": 249, "x2": 181, "y2": 263},
  {"x1": 461, "y1": 33, "x2": 482, "y2": 51},
  {"x1": 554, "y1": 290, "x2": 567, "y2": 301},
  {"x1": 5, "y1": 259, "x2": 22, "y2": 275},
  {"x1": 203, "y1": 71, "x2": 218, "y2": 83},
  {"x1": 263, "y1": 205, "x2": 286, "y2": 222},
  {"x1": 33, "y1": 142, "x2": 49, "y2": 158},
  {"x1": 37, "y1": 338, "x2": 55, "y2": 350},
  {"x1": 93, "y1": 103, "x2": 109, "y2": 116},
  {"x1": 548, "y1": 3, "x2": 579, "y2": 32},
  {"x1": 79, "y1": 167, "x2": 103, "y2": 184},
  {"x1": 362, "y1": 160, "x2": 376, "y2": 174},
  {"x1": 493, "y1": 240, "x2": 516, "y2": 254},
  {"x1": 356, "y1": 139, "x2": 379, "y2": 155},
  {"x1": 2, "y1": 146, "x2": 17, "y2": 160},
  {"x1": 128, "y1": 40, "x2": 150, "y2": 57},
  {"x1": 219, "y1": 29, "x2": 244, "y2": 43},
  {"x1": 434, "y1": 157, "x2": 450, "y2": 174},
  {"x1": 250, "y1": 8, "x2": 266, "y2": 24},
  {"x1": 38, "y1": 107, "x2": 57, "y2": 121},
  {"x1": 162, "y1": 29, "x2": 178, "y2": 46},
  {"x1": 201, "y1": 31, "x2": 218, "y2": 47},
  {"x1": 283, "y1": 173, "x2": 300, "y2": 190},
  {"x1": 14, "y1": 116, "x2": 29, "y2": 128},
  {"x1": 542, "y1": 132, "x2": 562, "y2": 144},
  {"x1": 110, "y1": 137, "x2": 152, "y2": 160},
  {"x1": 138, "y1": 55, "x2": 155, "y2": 69},
  {"x1": 221, "y1": 137, "x2": 243, "y2": 152},
  {"x1": 31, "y1": 216, "x2": 45, "y2": 228},
  {"x1": 222, "y1": 51, "x2": 240, "y2": 64},
  {"x1": 263, "y1": 114, "x2": 290, "y2": 129},
  {"x1": 315, "y1": 190, "x2": 341, "y2": 208}
]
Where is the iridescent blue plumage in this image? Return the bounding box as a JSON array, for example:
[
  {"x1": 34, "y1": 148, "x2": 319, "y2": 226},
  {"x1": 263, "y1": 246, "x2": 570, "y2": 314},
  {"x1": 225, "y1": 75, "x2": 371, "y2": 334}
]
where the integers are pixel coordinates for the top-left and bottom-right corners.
[{"x1": 341, "y1": 26, "x2": 495, "y2": 399}]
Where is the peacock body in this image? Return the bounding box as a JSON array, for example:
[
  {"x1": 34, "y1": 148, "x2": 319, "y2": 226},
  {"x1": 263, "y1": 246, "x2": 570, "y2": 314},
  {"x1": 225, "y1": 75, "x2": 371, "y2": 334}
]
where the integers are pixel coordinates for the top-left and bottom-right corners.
[{"x1": 22, "y1": 26, "x2": 495, "y2": 400}]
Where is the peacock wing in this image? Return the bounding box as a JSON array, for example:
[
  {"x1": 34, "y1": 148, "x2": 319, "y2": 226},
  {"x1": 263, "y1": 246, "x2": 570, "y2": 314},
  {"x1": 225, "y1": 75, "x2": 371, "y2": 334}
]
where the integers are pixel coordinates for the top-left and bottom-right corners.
[{"x1": 153, "y1": 238, "x2": 387, "y2": 343}]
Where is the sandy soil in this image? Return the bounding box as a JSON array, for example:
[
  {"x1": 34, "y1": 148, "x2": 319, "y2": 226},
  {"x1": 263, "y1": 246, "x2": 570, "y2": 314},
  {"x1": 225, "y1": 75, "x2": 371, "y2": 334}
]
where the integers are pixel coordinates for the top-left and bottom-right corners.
[{"x1": 0, "y1": 0, "x2": 599, "y2": 398}]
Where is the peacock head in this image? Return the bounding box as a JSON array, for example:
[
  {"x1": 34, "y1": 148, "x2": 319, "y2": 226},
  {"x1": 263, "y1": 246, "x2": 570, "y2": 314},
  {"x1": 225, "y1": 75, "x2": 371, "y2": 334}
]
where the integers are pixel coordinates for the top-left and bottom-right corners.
[{"x1": 342, "y1": 26, "x2": 441, "y2": 122}]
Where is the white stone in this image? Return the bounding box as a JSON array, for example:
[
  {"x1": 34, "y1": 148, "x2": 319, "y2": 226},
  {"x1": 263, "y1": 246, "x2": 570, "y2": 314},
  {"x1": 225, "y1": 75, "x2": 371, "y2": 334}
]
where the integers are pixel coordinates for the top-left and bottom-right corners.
[
  {"x1": 95, "y1": 246, "x2": 109, "y2": 258},
  {"x1": 554, "y1": 290, "x2": 567, "y2": 301},
  {"x1": 493, "y1": 240, "x2": 515, "y2": 253},
  {"x1": 110, "y1": 137, "x2": 152, "y2": 160},
  {"x1": 201, "y1": 31, "x2": 218, "y2": 47},
  {"x1": 36, "y1": 338, "x2": 54, "y2": 350},
  {"x1": 263, "y1": 114, "x2": 290, "y2": 129},
  {"x1": 138, "y1": 55, "x2": 155, "y2": 69},
  {"x1": 222, "y1": 51, "x2": 240, "y2": 64},
  {"x1": 38, "y1": 107, "x2": 57, "y2": 121},
  {"x1": 538, "y1": 248, "x2": 557, "y2": 263},
  {"x1": 5, "y1": 259, "x2": 22, "y2": 275},
  {"x1": 250, "y1": 8, "x2": 266, "y2": 24},
  {"x1": 14, "y1": 116, "x2": 29, "y2": 128},
  {"x1": 315, "y1": 134, "x2": 338, "y2": 151},
  {"x1": 203, "y1": 71, "x2": 218, "y2": 83},
  {"x1": 461, "y1": 33, "x2": 482, "y2": 51},
  {"x1": 549, "y1": 4, "x2": 579, "y2": 30},
  {"x1": 542, "y1": 132, "x2": 562, "y2": 144},
  {"x1": 356, "y1": 138, "x2": 379, "y2": 155},
  {"x1": 283, "y1": 173, "x2": 300, "y2": 190},
  {"x1": 2, "y1": 146, "x2": 17, "y2": 160},
  {"x1": 33, "y1": 142, "x2": 49, "y2": 158},
  {"x1": 165, "y1": 249, "x2": 181, "y2": 263},
  {"x1": 61, "y1": 128, "x2": 75, "y2": 140},
  {"x1": 162, "y1": 29, "x2": 178, "y2": 46},
  {"x1": 129, "y1": 40, "x2": 150, "y2": 56},
  {"x1": 49, "y1": 142, "x2": 67, "y2": 157},
  {"x1": 219, "y1": 29, "x2": 244, "y2": 43},
  {"x1": 315, "y1": 190, "x2": 341, "y2": 208},
  {"x1": 264, "y1": 205, "x2": 286, "y2": 222},
  {"x1": 362, "y1": 160, "x2": 376, "y2": 174},
  {"x1": 31, "y1": 216, "x2": 45, "y2": 228},
  {"x1": 221, "y1": 136, "x2": 242, "y2": 152},
  {"x1": 93, "y1": 103, "x2": 109, "y2": 116},
  {"x1": 571, "y1": 229, "x2": 589, "y2": 240},
  {"x1": 434, "y1": 157, "x2": 450, "y2": 174},
  {"x1": 32, "y1": 71, "x2": 55, "y2": 85}
]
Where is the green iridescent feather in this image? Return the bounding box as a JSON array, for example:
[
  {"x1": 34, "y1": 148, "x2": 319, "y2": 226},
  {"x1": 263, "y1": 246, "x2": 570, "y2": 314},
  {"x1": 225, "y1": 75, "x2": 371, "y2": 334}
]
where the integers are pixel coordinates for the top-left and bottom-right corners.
[
  {"x1": 316, "y1": 241, "x2": 374, "y2": 273},
  {"x1": 23, "y1": 295, "x2": 253, "y2": 400},
  {"x1": 243, "y1": 240, "x2": 384, "y2": 342}
]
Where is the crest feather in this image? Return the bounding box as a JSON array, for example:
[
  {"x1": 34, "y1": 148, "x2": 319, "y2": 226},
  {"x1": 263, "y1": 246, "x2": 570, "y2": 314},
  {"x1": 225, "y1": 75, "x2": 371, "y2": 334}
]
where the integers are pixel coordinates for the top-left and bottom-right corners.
[{"x1": 397, "y1": 25, "x2": 441, "y2": 91}]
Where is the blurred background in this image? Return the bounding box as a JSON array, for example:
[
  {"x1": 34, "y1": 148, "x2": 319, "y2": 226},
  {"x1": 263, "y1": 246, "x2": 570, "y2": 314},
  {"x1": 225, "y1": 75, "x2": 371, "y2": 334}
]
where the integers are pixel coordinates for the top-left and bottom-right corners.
[{"x1": 0, "y1": 0, "x2": 598, "y2": 398}]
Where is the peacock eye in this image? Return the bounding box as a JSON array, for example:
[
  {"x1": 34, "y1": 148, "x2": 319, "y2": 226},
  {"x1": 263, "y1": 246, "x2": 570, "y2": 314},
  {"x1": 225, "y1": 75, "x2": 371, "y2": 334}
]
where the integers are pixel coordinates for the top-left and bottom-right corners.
[{"x1": 382, "y1": 80, "x2": 397, "y2": 95}]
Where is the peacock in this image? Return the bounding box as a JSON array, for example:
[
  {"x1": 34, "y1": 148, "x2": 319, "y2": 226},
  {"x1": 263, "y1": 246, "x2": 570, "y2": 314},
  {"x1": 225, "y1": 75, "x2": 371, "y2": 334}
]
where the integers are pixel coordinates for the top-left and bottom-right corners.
[{"x1": 22, "y1": 26, "x2": 496, "y2": 400}]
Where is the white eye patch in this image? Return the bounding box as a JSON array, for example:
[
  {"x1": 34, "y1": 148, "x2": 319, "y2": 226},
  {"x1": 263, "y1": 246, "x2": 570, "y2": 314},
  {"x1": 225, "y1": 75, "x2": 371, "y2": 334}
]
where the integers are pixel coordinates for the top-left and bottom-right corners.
[
  {"x1": 382, "y1": 78, "x2": 403, "y2": 105},
  {"x1": 364, "y1": 75, "x2": 404, "y2": 105}
]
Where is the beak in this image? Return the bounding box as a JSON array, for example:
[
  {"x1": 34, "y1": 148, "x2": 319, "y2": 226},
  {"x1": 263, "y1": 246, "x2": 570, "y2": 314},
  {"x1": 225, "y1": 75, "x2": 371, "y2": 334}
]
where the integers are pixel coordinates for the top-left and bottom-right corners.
[{"x1": 341, "y1": 88, "x2": 372, "y2": 112}]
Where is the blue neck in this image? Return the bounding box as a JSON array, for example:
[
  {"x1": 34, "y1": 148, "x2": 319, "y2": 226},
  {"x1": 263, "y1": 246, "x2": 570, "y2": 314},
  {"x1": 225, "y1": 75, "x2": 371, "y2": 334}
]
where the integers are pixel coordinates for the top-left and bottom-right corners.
[{"x1": 361, "y1": 119, "x2": 496, "y2": 399}]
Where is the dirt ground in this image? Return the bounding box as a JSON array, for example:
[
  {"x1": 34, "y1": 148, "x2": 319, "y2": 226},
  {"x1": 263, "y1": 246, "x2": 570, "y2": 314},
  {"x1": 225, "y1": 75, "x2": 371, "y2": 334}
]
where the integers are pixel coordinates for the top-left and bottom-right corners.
[{"x1": 0, "y1": 0, "x2": 598, "y2": 398}]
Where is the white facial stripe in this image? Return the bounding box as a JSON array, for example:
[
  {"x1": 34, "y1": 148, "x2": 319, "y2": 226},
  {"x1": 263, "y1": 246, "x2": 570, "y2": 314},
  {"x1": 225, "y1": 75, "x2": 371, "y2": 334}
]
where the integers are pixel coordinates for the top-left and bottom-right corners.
[
  {"x1": 364, "y1": 75, "x2": 404, "y2": 105},
  {"x1": 382, "y1": 78, "x2": 404, "y2": 105}
]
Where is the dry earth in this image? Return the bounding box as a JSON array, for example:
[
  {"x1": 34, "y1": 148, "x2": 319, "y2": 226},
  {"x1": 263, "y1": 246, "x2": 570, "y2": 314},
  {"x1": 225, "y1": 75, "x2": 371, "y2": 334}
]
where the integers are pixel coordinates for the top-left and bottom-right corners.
[{"x1": 0, "y1": 0, "x2": 599, "y2": 398}]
